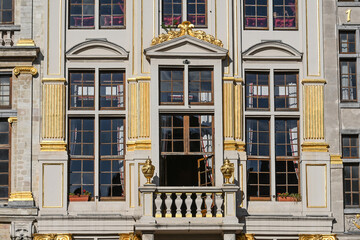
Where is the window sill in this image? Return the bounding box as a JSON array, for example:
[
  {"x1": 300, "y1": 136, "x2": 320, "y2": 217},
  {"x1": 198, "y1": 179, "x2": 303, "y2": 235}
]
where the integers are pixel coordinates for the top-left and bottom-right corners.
[
  {"x1": 340, "y1": 102, "x2": 360, "y2": 108},
  {"x1": 0, "y1": 25, "x2": 20, "y2": 31},
  {"x1": 0, "y1": 109, "x2": 17, "y2": 117},
  {"x1": 344, "y1": 208, "x2": 360, "y2": 214},
  {"x1": 338, "y1": 2, "x2": 360, "y2": 7}
]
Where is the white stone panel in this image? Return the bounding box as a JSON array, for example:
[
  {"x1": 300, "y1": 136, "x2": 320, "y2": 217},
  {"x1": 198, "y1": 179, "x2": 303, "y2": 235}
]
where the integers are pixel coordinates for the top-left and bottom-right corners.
[
  {"x1": 42, "y1": 163, "x2": 63, "y2": 208},
  {"x1": 306, "y1": 164, "x2": 327, "y2": 208}
]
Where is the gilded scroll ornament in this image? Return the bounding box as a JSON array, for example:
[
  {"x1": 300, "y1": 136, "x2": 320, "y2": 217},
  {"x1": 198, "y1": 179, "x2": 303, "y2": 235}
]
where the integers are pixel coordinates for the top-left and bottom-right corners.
[
  {"x1": 353, "y1": 214, "x2": 360, "y2": 229},
  {"x1": 141, "y1": 158, "x2": 155, "y2": 184},
  {"x1": 33, "y1": 234, "x2": 72, "y2": 240},
  {"x1": 151, "y1": 21, "x2": 223, "y2": 47},
  {"x1": 299, "y1": 234, "x2": 337, "y2": 240},
  {"x1": 237, "y1": 233, "x2": 255, "y2": 240},
  {"x1": 221, "y1": 158, "x2": 234, "y2": 184},
  {"x1": 120, "y1": 233, "x2": 141, "y2": 240},
  {"x1": 13, "y1": 66, "x2": 38, "y2": 76}
]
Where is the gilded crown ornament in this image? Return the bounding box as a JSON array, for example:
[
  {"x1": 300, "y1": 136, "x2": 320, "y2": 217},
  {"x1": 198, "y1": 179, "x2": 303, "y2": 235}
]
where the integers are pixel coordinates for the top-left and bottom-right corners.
[
  {"x1": 141, "y1": 158, "x2": 155, "y2": 184},
  {"x1": 221, "y1": 158, "x2": 234, "y2": 184},
  {"x1": 151, "y1": 21, "x2": 223, "y2": 47}
]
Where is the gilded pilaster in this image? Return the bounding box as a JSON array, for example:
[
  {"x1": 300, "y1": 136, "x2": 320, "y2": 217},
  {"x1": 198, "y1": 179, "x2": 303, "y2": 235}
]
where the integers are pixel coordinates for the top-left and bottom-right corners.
[
  {"x1": 40, "y1": 78, "x2": 66, "y2": 151},
  {"x1": 234, "y1": 78, "x2": 245, "y2": 151},
  {"x1": 301, "y1": 79, "x2": 328, "y2": 152},
  {"x1": 137, "y1": 77, "x2": 151, "y2": 150},
  {"x1": 127, "y1": 78, "x2": 138, "y2": 151},
  {"x1": 223, "y1": 78, "x2": 236, "y2": 151}
]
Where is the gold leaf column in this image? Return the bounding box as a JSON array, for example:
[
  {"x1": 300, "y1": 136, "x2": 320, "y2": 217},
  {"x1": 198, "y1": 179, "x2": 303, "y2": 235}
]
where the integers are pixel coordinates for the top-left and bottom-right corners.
[
  {"x1": 136, "y1": 77, "x2": 151, "y2": 150},
  {"x1": 127, "y1": 78, "x2": 138, "y2": 151},
  {"x1": 301, "y1": 79, "x2": 329, "y2": 152},
  {"x1": 223, "y1": 77, "x2": 236, "y2": 151},
  {"x1": 234, "y1": 78, "x2": 245, "y2": 151},
  {"x1": 40, "y1": 78, "x2": 66, "y2": 151}
]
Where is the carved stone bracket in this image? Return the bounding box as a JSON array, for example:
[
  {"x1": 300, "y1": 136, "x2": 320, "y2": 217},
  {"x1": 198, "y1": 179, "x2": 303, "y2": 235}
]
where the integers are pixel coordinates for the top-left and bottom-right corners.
[
  {"x1": 33, "y1": 234, "x2": 72, "y2": 240},
  {"x1": 13, "y1": 66, "x2": 38, "y2": 77},
  {"x1": 11, "y1": 221, "x2": 34, "y2": 240}
]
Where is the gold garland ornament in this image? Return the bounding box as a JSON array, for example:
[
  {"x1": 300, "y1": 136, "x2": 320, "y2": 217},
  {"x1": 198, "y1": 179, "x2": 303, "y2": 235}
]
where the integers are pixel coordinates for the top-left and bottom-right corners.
[{"x1": 151, "y1": 21, "x2": 223, "y2": 47}]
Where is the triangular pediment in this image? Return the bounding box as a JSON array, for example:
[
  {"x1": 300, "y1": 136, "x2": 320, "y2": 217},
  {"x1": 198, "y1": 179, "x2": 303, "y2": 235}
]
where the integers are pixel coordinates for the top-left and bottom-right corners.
[
  {"x1": 66, "y1": 39, "x2": 129, "y2": 60},
  {"x1": 145, "y1": 35, "x2": 228, "y2": 59},
  {"x1": 243, "y1": 41, "x2": 302, "y2": 61}
]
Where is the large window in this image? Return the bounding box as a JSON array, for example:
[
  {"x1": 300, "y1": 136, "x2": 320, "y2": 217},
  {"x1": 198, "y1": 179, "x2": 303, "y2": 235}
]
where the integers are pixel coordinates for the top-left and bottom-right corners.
[
  {"x1": 99, "y1": 0, "x2": 125, "y2": 28},
  {"x1": 68, "y1": 69, "x2": 126, "y2": 201},
  {"x1": 0, "y1": 74, "x2": 11, "y2": 109},
  {"x1": 69, "y1": 0, "x2": 95, "y2": 28},
  {"x1": 162, "y1": 0, "x2": 207, "y2": 27},
  {"x1": 273, "y1": 0, "x2": 297, "y2": 29},
  {"x1": 244, "y1": 0, "x2": 268, "y2": 29},
  {"x1": 160, "y1": 67, "x2": 213, "y2": 105},
  {"x1": 0, "y1": 120, "x2": 10, "y2": 200},
  {"x1": 0, "y1": 0, "x2": 13, "y2": 24},
  {"x1": 245, "y1": 70, "x2": 300, "y2": 201}
]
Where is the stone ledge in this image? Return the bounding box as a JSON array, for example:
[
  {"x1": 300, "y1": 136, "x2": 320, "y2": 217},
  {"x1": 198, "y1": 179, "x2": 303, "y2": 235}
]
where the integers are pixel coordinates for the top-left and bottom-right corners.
[{"x1": 0, "y1": 206, "x2": 38, "y2": 216}]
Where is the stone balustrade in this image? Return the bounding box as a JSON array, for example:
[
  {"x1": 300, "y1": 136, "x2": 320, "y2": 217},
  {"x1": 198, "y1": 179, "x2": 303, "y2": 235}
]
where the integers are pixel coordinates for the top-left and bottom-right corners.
[{"x1": 0, "y1": 25, "x2": 20, "y2": 47}]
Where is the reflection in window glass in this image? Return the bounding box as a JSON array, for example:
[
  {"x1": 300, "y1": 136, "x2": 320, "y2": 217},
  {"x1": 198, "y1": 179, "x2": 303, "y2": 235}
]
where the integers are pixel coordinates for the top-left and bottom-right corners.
[
  {"x1": 273, "y1": 0, "x2": 297, "y2": 29},
  {"x1": 246, "y1": 119, "x2": 270, "y2": 156},
  {"x1": 189, "y1": 69, "x2": 213, "y2": 104},
  {"x1": 69, "y1": 118, "x2": 94, "y2": 156},
  {"x1": 69, "y1": 0, "x2": 95, "y2": 28},
  {"x1": 244, "y1": 0, "x2": 268, "y2": 29},
  {"x1": 100, "y1": 71, "x2": 125, "y2": 109},
  {"x1": 100, "y1": 0, "x2": 125, "y2": 27},
  {"x1": 340, "y1": 60, "x2": 357, "y2": 101},
  {"x1": 274, "y1": 73, "x2": 298, "y2": 110},
  {"x1": 162, "y1": 0, "x2": 182, "y2": 26},
  {"x1": 187, "y1": 0, "x2": 207, "y2": 27},
  {"x1": 70, "y1": 71, "x2": 95, "y2": 109},
  {"x1": 0, "y1": 74, "x2": 11, "y2": 108},
  {"x1": 246, "y1": 72, "x2": 270, "y2": 109},
  {"x1": 160, "y1": 68, "x2": 184, "y2": 104}
]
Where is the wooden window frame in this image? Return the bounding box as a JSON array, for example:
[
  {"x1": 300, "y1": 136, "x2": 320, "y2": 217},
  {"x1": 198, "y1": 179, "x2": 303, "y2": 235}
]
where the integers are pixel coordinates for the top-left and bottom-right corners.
[
  {"x1": 0, "y1": 120, "x2": 10, "y2": 200},
  {"x1": 245, "y1": 72, "x2": 270, "y2": 111},
  {"x1": 340, "y1": 59, "x2": 357, "y2": 102},
  {"x1": 273, "y1": 0, "x2": 298, "y2": 30},
  {"x1": 340, "y1": 31, "x2": 356, "y2": 54},
  {"x1": 275, "y1": 119, "x2": 300, "y2": 198},
  {"x1": 160, "y1": 114, "x2": 214, "y2": 155},
  {"x1": 69, "y1": 0, "x2": 95, "y2": 29},
  {"x1": 0, "y1": 74, "x2": 11, "y2": 109},
  {"x1": 342, "y1": 135, "x2": 359, "y2": 159},
  {"x1": 244, "y1": 0, "x2": 269, "y2": 30},
  {"x1": 69, "y1": 71, "x2": 96, "y2": 110},
  {"x1": 246, "y1": 118, "x2": 271, "y2": 200},
  {"x1": 344, "y1": 163, "x2": 360, "y2": 208},
  {"x1": 0, "y1": 0, "x2": 14, "y2": 25},
  {"x1": 187, "y1": 0, "x2": 208, "y2": 28},
  {"x1": 274, "y1": 72, "x2": 299, "y2": 111},
  {"x1": 99, "y1": 0, "x2": 126, "y2": 29},
  {"x1": 188, "y1": 68, "x2": 214, "y2": 105},
  {"x1": 69, "y1": 118, "x2": 95, "y2": 201},
  {"x1": 99, "y1": 70, "x2": 126, "y2": 110},
  {"x1": 159, "y1": 68, "x2": 185, "y2": 105},
  {"x1": 162, "y1": 0, "x2": 183, "y2": 26}
]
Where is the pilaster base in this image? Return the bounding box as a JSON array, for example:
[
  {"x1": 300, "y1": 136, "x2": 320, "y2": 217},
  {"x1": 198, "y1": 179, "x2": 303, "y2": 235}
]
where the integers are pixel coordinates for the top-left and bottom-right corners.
[
  {"x1": 8, "y1": 192, "x2": 34, "y2": 207},
  {"x1": 301, "y1": 142, "x2": 329, "y2": 152}
]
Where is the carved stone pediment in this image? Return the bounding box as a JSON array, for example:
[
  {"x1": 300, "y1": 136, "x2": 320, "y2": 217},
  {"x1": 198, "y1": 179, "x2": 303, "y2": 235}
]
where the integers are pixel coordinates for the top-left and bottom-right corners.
[
  {"x1": 66, "y1": 39, "x2": 129, "y2": 60},
  {"x1": 242, "y1": 41, "x2": 302, "y2": 61}
]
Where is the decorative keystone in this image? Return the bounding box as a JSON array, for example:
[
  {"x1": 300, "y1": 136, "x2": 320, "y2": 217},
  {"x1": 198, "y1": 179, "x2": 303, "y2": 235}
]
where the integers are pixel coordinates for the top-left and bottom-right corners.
[
  {"x1": 221, "y1": 158, "x2": 234, "y2": 184},
  {"x1": 141, "y1": 158, "x2": 155, "y2": 184}
]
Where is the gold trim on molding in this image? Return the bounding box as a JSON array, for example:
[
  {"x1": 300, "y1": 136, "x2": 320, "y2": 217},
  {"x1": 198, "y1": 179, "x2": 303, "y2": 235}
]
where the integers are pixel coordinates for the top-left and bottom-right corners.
[
  {"x1": 135, "y1": 139, "x2": 151, "y2": 150},
  {"x1": 137, "y1": 76, "x2": 151, "y2": 81},
  {"x1": 301, "y1": 142, "x2": 329, "y2": 152},
  {"x1": 9, "y1": 191, "x2": 34, "y2": 202},
  {"x1": 127, "y1": 141, "x2": 136, "y2": 152},
  {"x1": 223, "y1": 76, "x2": 235, "y2": 81},
  {"x1": 301, "y1": 78, "x2": 327, "y2": 84},
  {"x1": 40, "y1": 141, "x2": 67, "y2": 152},
  {"x1": 224, "y1": 140, "x2": 237, "y2": 151},
  {"x1": 13, "y1": 66, "x2": 38, "y2": 76},
  {"x1": 236, "y1": 141, "x2": 246, "y2": 152},
  {"x1": 7, "y1": 117, "x2": 17, "y2": 124},
  {"x1": 330, "y1": 155, "x2": 342, "y2": 165},
  {"x1": 16, "y1": 39, "x2": 36, "y2": 46},
  {"x1": 234, "y1": 77, "x2": 243, "y2": 83},
  {"x1": 42, "y1": 78, "x2": 66, "y2": 83},
  {"x1": 299, "y1": 234, "x2": 336, "y2": 240},
  {"x1": 33, "y1": 234, "x2": 72, "y2": 240}
]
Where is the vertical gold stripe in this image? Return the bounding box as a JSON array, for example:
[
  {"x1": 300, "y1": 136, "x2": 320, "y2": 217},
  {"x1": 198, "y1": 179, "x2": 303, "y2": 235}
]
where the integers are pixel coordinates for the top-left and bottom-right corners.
[
  {"x1": 129, "y1": 83, "x2": 138, "y2": 139},
  {"x1": 146, "y1": 82, "x2": 150, "y2": 137},
  {"x1": 320, "y1": 85, "x2": 324, "y2": 138},
  {"x1": 304, "y1": 84, "x2": 325, "y2": 140},
  {"x1": 234, "y1": 83, "x2": 242, "y2": 140}
]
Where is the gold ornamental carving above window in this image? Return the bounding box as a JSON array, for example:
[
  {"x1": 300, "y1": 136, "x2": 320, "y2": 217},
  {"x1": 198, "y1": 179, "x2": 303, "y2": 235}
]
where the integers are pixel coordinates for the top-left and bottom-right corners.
[{"x1": 151, "y1": 21, "x2": 223, "y2": 47}]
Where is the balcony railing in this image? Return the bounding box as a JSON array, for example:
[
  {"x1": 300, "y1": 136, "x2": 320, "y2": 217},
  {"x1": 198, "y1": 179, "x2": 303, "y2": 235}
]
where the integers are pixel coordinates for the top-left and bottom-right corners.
[{"x1": 139, "y1": 185, "x2": 239, "y2": 220}]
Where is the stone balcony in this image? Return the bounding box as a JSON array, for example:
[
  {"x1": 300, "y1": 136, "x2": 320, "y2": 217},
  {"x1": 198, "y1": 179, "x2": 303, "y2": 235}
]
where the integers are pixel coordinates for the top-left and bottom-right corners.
[{"x1": 136, "y1": 184, "x2": 243, "y2": 233}]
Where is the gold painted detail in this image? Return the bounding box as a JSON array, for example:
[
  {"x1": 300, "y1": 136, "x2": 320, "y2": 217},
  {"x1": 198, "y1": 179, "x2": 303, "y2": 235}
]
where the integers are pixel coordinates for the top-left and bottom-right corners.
[
  {"x1": 14, "y1": 66, "x2": 38, "y2": 76},
  {"x1": 353, "y1": 214, "x2": 360, "y2": 229},
  {"x1": 135, "y1": 139, "x2": 151, "y2": 150},
  {"x1": 151, "y1": 21, "x2": 224, "y2": 47},
  {"x1": 129, "y1": 82, "x2": 138, "y2": 139},
  {"x1": 299, "y1": 234, "x2": 337, "y2": 240},
  {"x1": 223, "y1": 82, "x2": 234, "y2": 139},
  {"x1": 234, "y1": 83, "x2": 243, "y2": 141},
  {"x1": 127, "y1": 141, "x2": 136, "y2": 152},
  {"x1": 119, "y1": 233, "x2": 141, "y2": 240},
  {"x1": 139, "y1": 81, "x2": 150, "y2": 138},
  {"x1": 221, "y1": 159, "x2": 234, "y2": 184},
  {"x1": 7, "y1": 117, "x2": 17, "y2": 124},
  {"x1": 302, "y1": 142, "x2": 329, "y2": 152},
  {"x1": 330, "y1": 155, "x2": 342, "y2": 165},
  {"x1": 304, "y1": 84, "x2": 324, "y2": 140},
  {"x1": 16, "y1": 39, "x2": 36, "y2": 46},
  {"x1": 141, "y1": 158, "x2": 155, "y2": 184},
  {"x1": 42, "y1": 78, "x2": 66, "y2": 82},
  {"x1": 237, "y1": 233, "x2": 255, "y2": 240},
  {"x1": 9, "y1": 191, "x2": 34, "y2": 202},
  {"x1": 42, "y1": 83, "x2": 65, "y2": 141},
  {"x1": 224, "y1": 140, "x2": 236, "y2": 151},
  {"x1": 302, "y1": 78, "x2": 327, "y2": 84},
  {"x1": 40, "y1": 141, "x2": 67, "y2": 152},
  {"x1": 346, "y1": 9, "x2": 352, "y2": 22},
  {"x1": 236, "y1": 141, "x2": 246, "y2": 152},
  {"x1": 33, "y1": 234, "x2": 72, "y2": 240}
]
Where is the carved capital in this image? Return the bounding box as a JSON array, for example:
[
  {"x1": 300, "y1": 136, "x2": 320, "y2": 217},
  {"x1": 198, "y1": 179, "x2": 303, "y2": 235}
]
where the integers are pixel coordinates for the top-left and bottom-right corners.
[
  {"x1": 33, "y1": 234, "x2": 72, "y2": 240},
  {"x1": 13, "y1": 66, "x2": 38, "y2": 77},
  {"x1": 299, "y1": 235, "x2": 337, "y2": 240}
]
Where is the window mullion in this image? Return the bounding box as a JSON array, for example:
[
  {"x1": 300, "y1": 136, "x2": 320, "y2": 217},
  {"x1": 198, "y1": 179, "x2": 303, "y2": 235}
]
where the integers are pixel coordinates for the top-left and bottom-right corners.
[
  {"x1": 94, "y1": 114, "x2": 100, "y2": 201},
  {"x1": 184, "y1": 115, "x2": 189, "y2": 153},
  {"x1": 184, "y1": 64, "x2": 189, "y2": 107},
  {"x1": 270, "y1": 115, "x2": 275, "y2": 201},
  {"x1": 183, "y1": 0, "x2": 187, "y2": 23}
]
